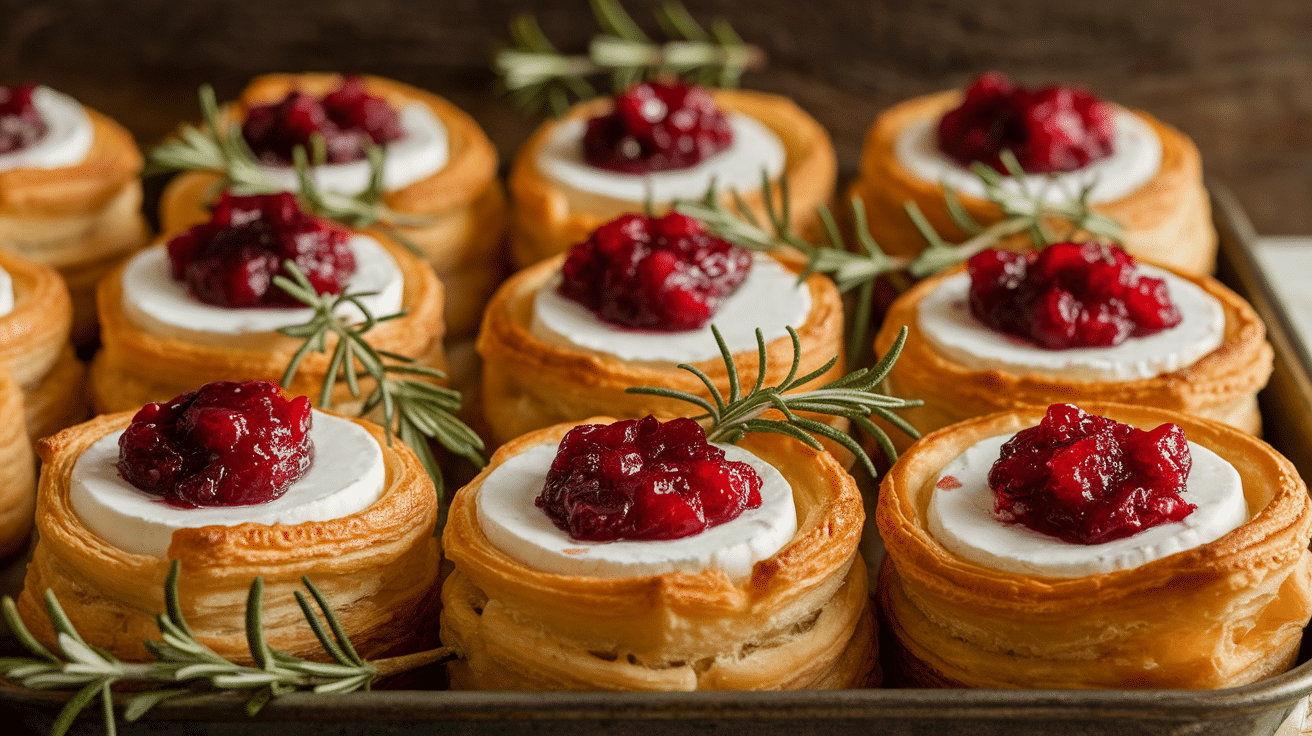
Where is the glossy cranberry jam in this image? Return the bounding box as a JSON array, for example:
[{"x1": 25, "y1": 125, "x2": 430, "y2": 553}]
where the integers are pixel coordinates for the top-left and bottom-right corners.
[
  {"x1": 0, "y1": 84, "x2": 48, "y2": 155},
  {"x1": 583, "y1": 80, "x2": 733, "y2": 173},
  {"x1": 989, "y1": 404, "x2": 1195, "y2": 545},
  {"x1": 937, "y1": 72, "x2": 1114, "y2": 173},
  {"x1": 967, "y1": 242, "x2": 1182, "y2": 350},
  {"x1": 167, "y1": 191, "x2": 356, "y2": 308},
  {"x1": 559, "y1": 212, "x2": 752, "y2": 331},
  {"x1": 242, "y1": 77, "x2": 403, "y2": 165},
  {"x1": 117, "y1": 381, "x2": 314, "y2": 507},
  {"x1": 536, "y1": 416, "x2": 763, "y2": 542}
]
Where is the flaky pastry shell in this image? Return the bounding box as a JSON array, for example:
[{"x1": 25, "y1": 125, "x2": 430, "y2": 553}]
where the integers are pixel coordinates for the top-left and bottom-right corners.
[
  {"x1": 440, "y1": 418, "x2": 877, "y2": 690},
  {"x1": 477, "y1": 254, "x2": 846, "y2": 448},
  {"x1": 159, "y1": 73, "x2": 508, "y2": 339},
  {"x1": 0, "y1": 251, "x2": 87, "y2": 445},
  {"x1": 507, "y1": 88, "x2": 837, "y2": 270},
  {"x1": 0, "y1": 101, "x2": 152, "y2": 345},
  {"x1": 89, "y1": 235, "x2": 446, "y2": 415},
  {"x1": 876, "y1": 402, "x2": 1312, "y2": 689},
  {"x1": 848, "y1": 90, "x2": 1216, "y2": 275},
  {"x1": 871, "y1": 262, "x2": 1272, "y2": 447},
  {"x1": 17, "y1": 411, "x2": 441, "y2": 662},
  {"x1": 0, "y1": 366, "x2": 37, "y2": 560}
]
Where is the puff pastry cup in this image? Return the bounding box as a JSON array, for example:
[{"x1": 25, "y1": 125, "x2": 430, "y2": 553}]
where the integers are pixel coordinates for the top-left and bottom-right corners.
[
  {"x1": 0, "y1": 250, "x2": 88, "y2": 445},
  {"x1": 88, "y1": 233, "x2": 446, "y2": 416},
  {"x1": 0, "y1": 96, "x2": 152, "y2": 346},
  {"x1": 477, "y1": 254, "x2": 846, "y2": 448},
  {"x1": 871, "y1": 262, "x2": 1272, "y2": 448},
  {"x1": 0, "y1": 365, "x2": 38, "y2": 560},
  {"x1": 16, "y1": 410, "x2": 442, "y2": 662},
  {"x1": 506, "y1": 88, "x2": 837, "y2": 270},
  {"x1": 875, "y1": 402, "x2": 1312, "y2": 689},
  {"x1": 848, "y1": 90, "x2": 1216, "y2": 275},
  {"x1": 441, "y1": 418, "x2": 878, "y2": 691},
  {"x1": 158, "y1": 72, "x2": 508, "y2": 339}
]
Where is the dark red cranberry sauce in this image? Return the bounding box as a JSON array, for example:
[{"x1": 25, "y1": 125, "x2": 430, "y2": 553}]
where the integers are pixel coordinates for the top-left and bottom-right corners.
[
  {"x1": 166, "y1": 191, "x2": 356, "y2": 309},
  {"x1": 242, "y1": 77, "x2": 403, "y2": 165},
  {"x1": 937, "y1": 72, "x2": 1114, "y2": 174},
  {"x1": 967, "y1": 242, "x2": 1182, "y2": 350},
  {"x1": 582, "y1": 80, "x2": 733, "y2": 174},
  {"x1": 989, "y1": 404, "x2": 1195, "y2": 545},
  {"x1": 536, "y1": 416, "x2": 763, "y2": 543},
  {"x1": 117, "y1": 381, "x2": 314, "y2": 508},
  {"x1": 559, "y1": 212, "x2": 752, "y2": 331},
  {"x1": 0, "y1": 84, "x2": 49, "y2": 155}
]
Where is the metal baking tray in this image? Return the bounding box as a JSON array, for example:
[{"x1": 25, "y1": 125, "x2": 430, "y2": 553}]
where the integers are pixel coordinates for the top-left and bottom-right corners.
[{"x1": 3, "y1": 183, "x2": 1312, "y2": 736}]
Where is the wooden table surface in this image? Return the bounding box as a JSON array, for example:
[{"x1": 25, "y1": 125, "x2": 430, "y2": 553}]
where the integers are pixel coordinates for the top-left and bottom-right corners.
[{"x1": 2, "y1": 0, "x2": 1310, "y2": 234}]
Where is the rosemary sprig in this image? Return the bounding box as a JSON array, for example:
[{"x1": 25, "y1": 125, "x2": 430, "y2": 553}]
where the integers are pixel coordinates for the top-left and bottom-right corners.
[
  {"x1": 146, "y1": 85, "x2": 430, "y2": 255},
  {"x1": 0, "y1": 561, "x2": 459, "y2": 736},
  {"x1": 627, "y1": 324, "x2": 922, "y2": 478},
  {"x1": 274, "y1": 261, "x2": 485, "y2": 502},
  {"x1": 673, "y1": 151, "x2": 1123, "y2": 358},
  {"x1": 496, "y1": 0, "x2": 766, "y2": 116}
]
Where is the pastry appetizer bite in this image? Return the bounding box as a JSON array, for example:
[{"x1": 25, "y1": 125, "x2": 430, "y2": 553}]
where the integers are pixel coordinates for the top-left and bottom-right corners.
[
  {"x1": 0, "y1": 365, "x2": 37, "y2": 560},
  {"x1": 507, "y1": 79, "x2": 836, "y2": 269},
  {"x1": 90, "y1": 191, "x2": 446, "y2": 415},
  {"x1": 478, "y1": 211, "x2": 845, "y2": 447},
  {"x1": 17, "y1": 380, "x2": 441, "y2": 661},
  {"x1": 0, "y1": 83, "x2": 152, "y2": 345},
  {"x1": 157, "y1": 73, "x2": 507, "y2": 338},
  {"x1": 876, "y1": 402, "x2": 1312, "y2": 689},
  {"x1": 849, "y1": 73, "x2": 1215, "y2": 274},
  {"x1": 872, "y1": 241, "x2": 1271, "y2": 444},
  {"x1": 441, "y1": 415, "x2": 877, "y2": 690}
]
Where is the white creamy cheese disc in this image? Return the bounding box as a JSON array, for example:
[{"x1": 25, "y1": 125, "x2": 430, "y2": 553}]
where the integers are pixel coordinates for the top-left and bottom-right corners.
[
  {"x1": 256, "y1": 102, "x2": 448, "y2": 195},
  {"x1": 536, "y1": 113, "x2": 786, "y2": 208},
  {"x1": 917, "y1": 267, "x2": 1226, "y2": 381},
  {"x1": 476, "y1": 440, "x2": 798, "y2": 580},
  {"x1": 70, "y1": 410, "x2": 387, "y2": 557},
  {"x1": 530, "y1": 253, "x2": 812, "y2": 364},
  {"x1": 121, "y1": 234, "x2": 404, "y2": 347},
  {"x1": 927, "y1": 432, "x2": 1248, "y2": 578},
  {"x1": 0, "y1": 266, "x2": 14, "y2": 317},
  {"x1": 894, "y1": 107, "x2": 1161, "y2": 205},
  {"x1": 0, "y1": 87, "x2": 94, "y2": 172}
]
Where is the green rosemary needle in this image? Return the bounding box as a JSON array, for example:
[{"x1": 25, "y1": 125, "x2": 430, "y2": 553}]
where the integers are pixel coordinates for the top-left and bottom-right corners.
[
  {"x1": 0, "y1": 561, "x2": 459, "y2": 736},
  {"x1": 627, "y1": 324, "x2": 922, "y2": 478},
  {"x1": 496, "y1": 0, "x2": 766, "y2": 116},
  {"x1": 273, "y1": 261, "x2": 485, "y2": 502},
  {"x1": 673, "y1": 151, "x2": 1124, "y2": 359}
]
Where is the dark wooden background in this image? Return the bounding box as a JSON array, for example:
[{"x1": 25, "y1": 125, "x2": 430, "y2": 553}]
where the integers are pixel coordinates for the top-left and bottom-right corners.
[{"x1": 2, "y1": 0, "x2": 1310, "y2": 234}]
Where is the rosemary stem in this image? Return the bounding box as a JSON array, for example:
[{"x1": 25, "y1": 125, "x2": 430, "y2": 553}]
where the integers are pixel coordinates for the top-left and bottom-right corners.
[{"x1": 368, "y1": 646, "x2": 462, "y2": 678}]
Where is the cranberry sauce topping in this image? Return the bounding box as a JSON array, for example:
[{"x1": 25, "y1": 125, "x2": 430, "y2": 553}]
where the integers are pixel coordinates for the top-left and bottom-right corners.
[
  {"x1": 582, "y1": 80, "x2": 733, "y2": 174},
  {"x1": 117, "y1": 380, "x2": 314, "y2": 507},
  {"x1": 536, "y1": 416, "x2": 763, "y2": 542},
  {"x1": 0, "y1": 84, "x2": 48, "y2": 155},
  {"x1": 166, "y1": 191, "x2": 356, "y2": 308},
  {"x1": 559, "y1": 212, "x2": 752, "y2": 331},
  {"x1": 967, "y1": 242, "x2": 1182, "y2": 350},
  {"x1": 989, "y1": 404, "x2": 1195, "y2": 545},
  {"x1": 937, "y1": 72, "x2": 1114, "y2": 174},
  {"x1": 242, "y1": 77, "x2": 403, "y2": 165}
]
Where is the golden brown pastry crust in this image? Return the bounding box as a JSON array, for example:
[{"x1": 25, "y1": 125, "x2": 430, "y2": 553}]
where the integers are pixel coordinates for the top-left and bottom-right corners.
[
  {"x1": 158, "y1": 73, "x2": 507, "y2": 339},
  {"x1": 871, "y1": 262, "x2": 1272, "y2": 446},
  {"x1": 0, "y1": 103, "x2": 152, "y2": 345},
  {"x1": 17, "y1": 411, "x2": 441, "y2": 662},
  {"x1": 0, "y1": 366, "x2": 37, "y2": 560},
  {"x1": 88, "y1": 234, "x2": 446, "y2": 415},
  {"x1": 477, "y1": 254, "x2": 846, "y2": 447},
  {"x1": 440, "y1": 418, "x2": 877, "y2": 690},
  {"x1": 848, "y1": 90, "x2": 1216, "y2": 275},
  {"x1": 0, "y1": 251, "x2": 87, "y2": 445},
  {"x1": 507, "y1": 88, "x2": 837, "y2": 270},
  {"x1": 876, "y1": 402, "x2": 1312, "y2": 689}
]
